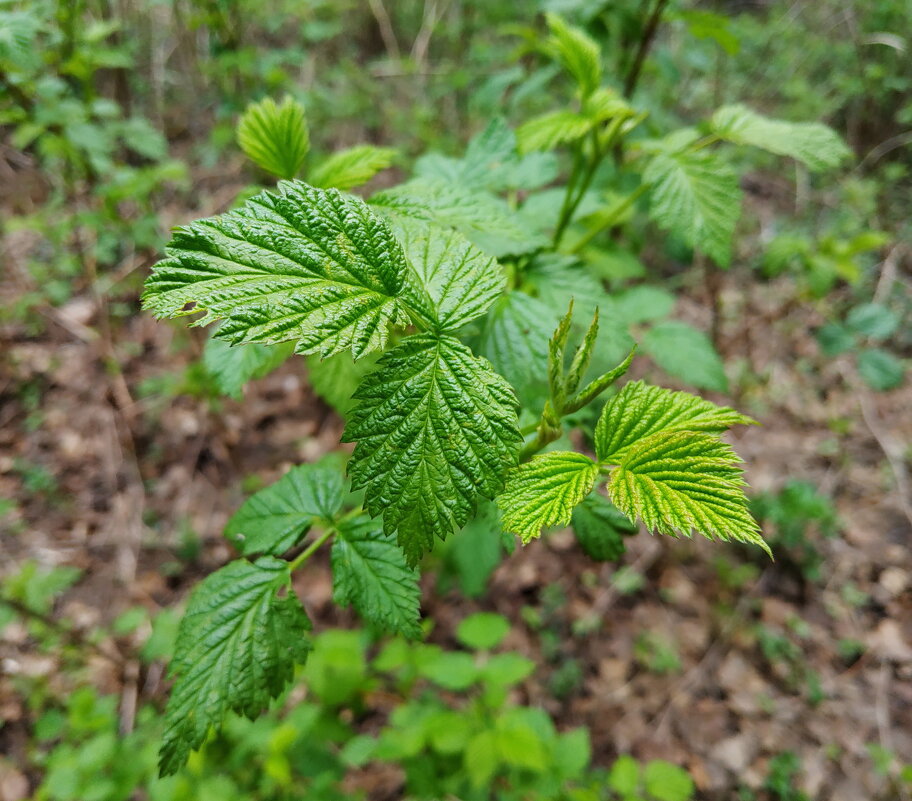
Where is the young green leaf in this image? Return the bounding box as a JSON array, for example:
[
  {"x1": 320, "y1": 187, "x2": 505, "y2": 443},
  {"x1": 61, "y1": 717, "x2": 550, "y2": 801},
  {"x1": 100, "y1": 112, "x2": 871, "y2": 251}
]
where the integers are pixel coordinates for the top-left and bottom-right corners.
[
  {"x1": 343, "y1": 333, "x2": 522, "y2": 566},
  {"x1": 159, "y1": 557, "x2": 311, "y2": 775},
  {"x1": 142, "y1": 182, "x2": 411, "y2": 359},
  {"x1": 607, "y1": 431, "x2": 768, "y2": 554},
  {"x1": 516, "y1": 110, "x2": 593, "y2": 154},
  {"x1": 711, "y1": 104, "x2": 851, "y2": 172},
  {"x1": 224, "y1": 463, "x2": 344, "y2": 556},
  {"x1": 498, "y1": 451, "x2": 599, "y2": 543},
  {"x1": 641, "y1": 320, "x2": 729, "y2": 392},
  {"x1": 203, "y1": 336, "x2": 294, "y2": 399},
  {"x1": 595, "y1": 380, "x2": 755, "y2": 464},
  {"x1": 309, "y1": 144, "x2": 397, "y2": 191},
  {"x1": 543, "y1": 12, "x2": 602, "y2": 98},
  {"x1": 571, "y1": 492, "x2": 636, "y2": 561},
  {"x1": 237, "y1": 96, "x2": 309, "y2": 179},
  {"x1": 331, "y1": 516, "x2": 422, "y2": 638},
  {"x1": 457, "y1": 612, "x2": 510, "y2": 651},
  {"x1": 394, "y1": 218, "x2": 505, "y2": 332},
  {"x1": 644, "y1": 149, "x2": 741, "y2": 267}
]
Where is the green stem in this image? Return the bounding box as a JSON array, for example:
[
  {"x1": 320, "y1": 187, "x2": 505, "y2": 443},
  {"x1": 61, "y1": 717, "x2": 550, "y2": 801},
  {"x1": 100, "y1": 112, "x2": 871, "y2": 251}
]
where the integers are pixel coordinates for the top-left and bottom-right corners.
[
  {"x1": 552, "y1": 142, "x2": 586, "y2": 247},
  {"x1": 288, "y1": 528, "x2": 335, "y2": 572},
  {"x1": 690, "y1": 133, "x2": 721, "y2": 152},
  {"x1": 568, "y1": 182, "x2": 650, "y2": 254}
]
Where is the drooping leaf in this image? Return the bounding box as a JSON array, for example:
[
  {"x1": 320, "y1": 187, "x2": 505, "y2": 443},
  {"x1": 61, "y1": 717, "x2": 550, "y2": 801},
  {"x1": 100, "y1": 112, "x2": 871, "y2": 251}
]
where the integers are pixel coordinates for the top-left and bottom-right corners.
[
  {"x1": 641, "y1": 321, "x2": 729, "y2": 392},
  {"x1": 644, "y1": 150, "x2": 741, "y2": 266},
  {"x1": 543, "y1": 12, "x2": 602, "y2": 98},
  {"x1": 371, "y1": 178, "x2": 547, "y2": 257},
  {"x1": 142, "y1": 182, "x2": 411, "y2": 359},
  {"x1": 476, "y1": 291, "x2": 558, "y2": 409},
  {"x1": 595, "y1": 380, "x2": 754, "y2": 464},
  {"x1": 343, "y1": 333, "x2": 522, "y2": 565},
  {"x1": 310, "y1": 144, "x2": 397, "y2": 191},
  {"x1": 224, "y1": 463, "x2": 345, "y2": 556},
  {"x1": 237, "y1": 96, "x2": 309, "y2": 179},
  {"x1": 159, "y1": 557, "x2": 311, "y2": 775},
  {"x1": 331, "y1": 516, "x2": 422, "y2": 638},
  {"x1": 203, "y1": 335, "x2": 294, "y2": 399},
  {"x1": 607, "y1": 431, "x2": 768, "y2": 554},
  {"x1": 711, "y1": 104, "x2": 850, "y2": 172},
  {"x1": 498, "y1": 451, "x2": 599, "y2": 543},
  {"x1": 394, "y1": 218, "x2": 505, "y2": 332},
  {"x1": 571, "y1": 492, "x2": 636, "y2": 561}
]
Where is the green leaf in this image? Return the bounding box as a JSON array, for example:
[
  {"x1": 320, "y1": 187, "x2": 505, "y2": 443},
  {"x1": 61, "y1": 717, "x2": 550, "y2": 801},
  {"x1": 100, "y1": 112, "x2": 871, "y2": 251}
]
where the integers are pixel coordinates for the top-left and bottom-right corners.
[
  {"x1": 372, "y1": 178, "x2": 547, "y2": 258},
  {"x1": 815, "y1": 323, "x2": 855, "y2": 357},
  {"x1": 643, "y1": 760, "x2": 695, "y2": 801},
  {"x1": 416, "y1": 117, "x2": 558, "y2": 192},
  {"x1": 571, "y1": 492, "x2": 636, "y2": 561},
  {"x1": 457, "y1": 612, "x2": 510, "y2": 651},
  {"x1": 610, "y1": 285, "x2": 676, "y2": 325},
  {"x1": 476, "y1": 291, "x2": 558, "y2": 409},
  {"x1": 595, "y1": 380, "x2": 754, "y2": 463},
  {"x1": 224, "y1": 463, "x2": 344, "y2": 556},
  {"x1": 441, "y1": 499, "x2": 504, "y2": 598},
  {"x1": 142, "y1": 182, "x2": 411, "y2": 360},
  {"x1": 516, "y1": 110, "x2": 593, "y2": 153},
  {"x1": 609, "y1": 755, "x2": 641, "y2": 796},
  {"x1": 417, "y1": 648, "x2": 479, "y2": 690},
  {"x1": 306, "y1": 350, "x2": 380, "y2": 417},
  {"x1": 159, "y1": 557, "x2": 311, "y2": 775},
  {"x1": 644, "y1": 150, "x2": 741, "y2": 266},
  {"x1": 711, "y1": 104, "x2": 850, "y2": 171},
  {"x1": 495, "y1": 716, "x2": 547, "y2": 771},
  {"x1": 465, "y1": 731, "x2": 499, "y2": 789},
  {"x1": 498, "y1": 451, "x2": 599, "y2": 543},
  {"x1": 607, "y1": 432, "x2": 768, "y2": 554},
  {"x1": 544, "y1": 12, "x2": 602, "y2": 98},
  {"x1": 641, "y1": 321, "x2": 729, "y2": 392},
  {"x1": 394, "y1": 218, "x2": 505, "y2": 332},
  {"x1": 343, "y1": 333, "x2": 522, "y2": 566},
  {"x1": 237, "y1": 96, "x2": 309, "y2": 179},
  {"x1": 331, "y1": 516, "x2": 422, "y2": 638},
  {"x1": 846, "y1": 303, "x2": 899, "y2": 341},
  {"x1": 480, "y1": 652, "x2": 536, "y2": 688},
  {"x1": 857, "y1": 348, "x2": 905, "y2": 391},
  {"x1": 203, "y1": 336, "x2": 293, "y2": 399},
  {"x1": 309, "y1": 144, "x2": 397, "y2": 191}
]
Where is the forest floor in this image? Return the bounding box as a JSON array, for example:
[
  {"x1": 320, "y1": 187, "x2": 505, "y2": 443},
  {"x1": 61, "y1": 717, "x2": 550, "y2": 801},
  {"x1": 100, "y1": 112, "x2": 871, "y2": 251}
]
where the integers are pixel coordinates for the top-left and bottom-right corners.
[{"x1": 1, "y1": 178, "x2": 911, "y2": 801}]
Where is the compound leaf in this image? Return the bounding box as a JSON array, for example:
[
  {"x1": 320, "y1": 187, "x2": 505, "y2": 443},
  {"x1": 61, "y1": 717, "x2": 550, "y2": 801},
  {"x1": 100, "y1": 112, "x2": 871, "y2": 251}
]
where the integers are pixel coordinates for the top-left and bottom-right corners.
[
  {"x1": 159, "y1": 557, "x2": 311, "y2": 775},
  {"x1": 142, "y1": 181, "x2": 411, "y2": 359},
  {"x1": 644, "y1": 149, "x2": 741, "y2": 266},
  {"x1": 595, "y1": 380, "x2": 755, "y2": 464},
  {"x1": 331, "y1": 516, "x2": 422, "y2": 638},
  {"x1": 607, "y1": 432, "x2": 768, "y2": 553},
  {"x1": 498, "y1": 451, "x2": 599, "y2": 543},
  {"x1": 343, "y1": 333, "x2": 522, "y2": 565},
  {"x1": 711, "y1": 104, "x2": 850, "y2": 172},
  {"x1": 394, "y1": 218, "x2": 505, "y2": 332},
  {"x1": 225, "y1": 463, "x2": 345, "y2": 556},
  {"x1": 310, "y1": 144, "x2": 397, "y2": 191},
  {"x1": 237, "y1": 96, "x2": 309, "y2": 180}
]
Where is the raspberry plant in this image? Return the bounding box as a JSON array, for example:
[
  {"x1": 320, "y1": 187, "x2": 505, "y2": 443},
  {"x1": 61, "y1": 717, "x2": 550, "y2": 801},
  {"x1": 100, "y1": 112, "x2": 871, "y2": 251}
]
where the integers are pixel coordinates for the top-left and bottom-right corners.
[{"x1": 142, "y1": 13, "x2": 848, "y2": 775}]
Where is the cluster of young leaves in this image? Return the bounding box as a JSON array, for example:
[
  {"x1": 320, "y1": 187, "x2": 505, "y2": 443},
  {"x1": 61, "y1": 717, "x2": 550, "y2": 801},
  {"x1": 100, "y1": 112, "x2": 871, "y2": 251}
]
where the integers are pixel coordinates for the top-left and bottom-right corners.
[{"x1": 497, "y1": 304, "x2": 768, "y2": 555}]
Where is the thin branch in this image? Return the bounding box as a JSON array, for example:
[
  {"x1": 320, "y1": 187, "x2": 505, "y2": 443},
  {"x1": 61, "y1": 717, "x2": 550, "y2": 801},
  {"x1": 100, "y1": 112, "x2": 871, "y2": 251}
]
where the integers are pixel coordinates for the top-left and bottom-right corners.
[{"x1": 367, "y1": 0, "x2": 401, "y2": 61}]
